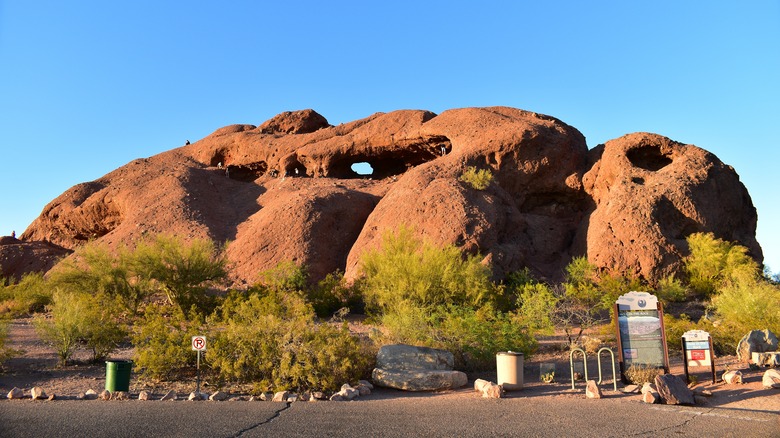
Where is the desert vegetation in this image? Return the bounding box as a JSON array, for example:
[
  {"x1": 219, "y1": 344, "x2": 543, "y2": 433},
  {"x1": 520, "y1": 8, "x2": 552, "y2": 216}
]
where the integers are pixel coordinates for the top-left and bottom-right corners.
[{"x1": 0, "y1": 230, "x2": 778, "y2": 392}]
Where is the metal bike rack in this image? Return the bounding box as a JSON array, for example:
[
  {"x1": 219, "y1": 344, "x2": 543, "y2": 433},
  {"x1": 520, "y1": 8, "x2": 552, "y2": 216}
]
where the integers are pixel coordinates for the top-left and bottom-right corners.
[
  {"x1": 569, "y1": 348, "x2": 588, "y2": 390},
  {"x1": 596, "y1": 347, "x2": 617, "y2": 391}
]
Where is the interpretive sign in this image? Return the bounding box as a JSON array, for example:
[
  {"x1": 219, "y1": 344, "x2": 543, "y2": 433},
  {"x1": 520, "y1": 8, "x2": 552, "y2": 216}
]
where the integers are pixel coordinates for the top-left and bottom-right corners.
[
  {"x1": 614, "y1": 291, "x2": 669, "y2": 382},
  {"x1": 682, "y1": 329, "x2": 716, "y2": 384}
]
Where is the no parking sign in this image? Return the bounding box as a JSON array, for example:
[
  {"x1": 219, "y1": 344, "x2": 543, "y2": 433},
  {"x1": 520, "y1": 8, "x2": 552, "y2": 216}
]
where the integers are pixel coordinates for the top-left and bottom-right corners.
[{"x1": 192, "y1": 335, "x2": 207, "y2": 351}]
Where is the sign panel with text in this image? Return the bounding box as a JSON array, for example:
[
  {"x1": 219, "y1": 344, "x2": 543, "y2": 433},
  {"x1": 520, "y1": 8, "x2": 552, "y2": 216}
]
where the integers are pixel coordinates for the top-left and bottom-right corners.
[{"x1": 614, "y1": 291, "x2": 669, "y2": 382}]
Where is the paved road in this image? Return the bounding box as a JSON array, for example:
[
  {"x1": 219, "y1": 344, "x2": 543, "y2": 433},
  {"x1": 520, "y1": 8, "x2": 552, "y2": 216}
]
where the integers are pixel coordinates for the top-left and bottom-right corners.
[{"x1": 1, "y1": 393, "x2": 777, "y2": 437}]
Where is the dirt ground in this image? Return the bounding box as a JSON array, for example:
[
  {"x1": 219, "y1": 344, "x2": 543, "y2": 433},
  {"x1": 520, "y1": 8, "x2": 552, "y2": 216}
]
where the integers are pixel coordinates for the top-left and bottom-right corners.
[{"x1": 1, "y1": 317, "x2": 778, "y2": 413}]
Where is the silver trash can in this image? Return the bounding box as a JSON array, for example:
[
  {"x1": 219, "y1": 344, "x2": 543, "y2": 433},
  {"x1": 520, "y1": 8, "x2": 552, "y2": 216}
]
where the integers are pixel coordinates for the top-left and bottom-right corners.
[{"x1": 496, "y1": 351, "x2": 524, "y2": 390}]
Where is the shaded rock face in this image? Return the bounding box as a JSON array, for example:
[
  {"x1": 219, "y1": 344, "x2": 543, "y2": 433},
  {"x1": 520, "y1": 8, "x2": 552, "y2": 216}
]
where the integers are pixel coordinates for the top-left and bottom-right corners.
[
  {"x1": 13, "y1": 107, "x2": 761, "y2": 286},
  {"x1": 0, "y1": 236, "x2": 71, "y2": 282}
]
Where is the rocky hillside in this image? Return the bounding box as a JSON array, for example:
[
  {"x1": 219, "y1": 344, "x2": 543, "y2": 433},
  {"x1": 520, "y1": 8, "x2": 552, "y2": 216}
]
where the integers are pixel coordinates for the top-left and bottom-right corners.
[{"x1": 3, "y1": 107, "x2": 761, "y2": 285}]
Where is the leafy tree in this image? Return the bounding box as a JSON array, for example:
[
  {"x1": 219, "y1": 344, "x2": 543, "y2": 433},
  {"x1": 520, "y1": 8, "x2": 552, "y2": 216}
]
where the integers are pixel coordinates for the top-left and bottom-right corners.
[{"x1": 133, "y1": 235, "x2": 228, "y2": 316}]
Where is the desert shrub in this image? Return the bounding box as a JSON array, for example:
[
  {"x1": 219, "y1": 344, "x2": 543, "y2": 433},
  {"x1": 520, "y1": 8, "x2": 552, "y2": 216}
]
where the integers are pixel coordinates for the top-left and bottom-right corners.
[
  {"x1": 0, "y1": 318, "x2": 18, "y2": 370},
  {"x1": 663, "y1": 314, "x2": 698, "y2": 354},
  {"x1": 0, "y1": 273, "x2": 52, "y2": 317},
  {"x1": 514, "y1": 282, "x2": 557, "y2": 336},
  {"x1": 360, "y1": 227, "x2": 500, "y2": 313},
  {"x1": 208, "y1": 289, "x2": 372, "y2": 391},
  {"x1": 50, "y1": 243, "x2": 152, "y2": 316},
  {"x1": 655, "y1": 275, "x2": 688, "y2": 303},
  {"x1": 459, "y1": 166, "x2": 493, "y2": 190},
  {"x1": 133, "y1": 235, "x2": 228, "y2": 316},
  {"x1": 709, "y1": 278, "x2": 780, "y2": 351},
  {"x1": 33, "y1": 290, "x2": 125, "y2": 364},
  {"x1": 132, "y1": 303, "x2": 203, "y2": 381},
  {"x1": 34, "y1": 290, "x2": 86, "y2": 365},
  {"x1": 309, "y1": 271, "x2": 363, "y2": 317},
  {"x1": 624, "y1": 364, "x2": 662, "y2": 385},
  {"x1": 685, "y1": 232, "x2": 760, "y2": 296}
]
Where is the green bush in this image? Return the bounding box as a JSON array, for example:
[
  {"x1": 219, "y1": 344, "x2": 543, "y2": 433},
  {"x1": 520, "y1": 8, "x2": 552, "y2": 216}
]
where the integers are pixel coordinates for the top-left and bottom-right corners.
[
  {"x1": 655, "y1": 275, "x2": 688, "y2": 303},
  {"x1": 50, "y1": 243, "x2": 152, "y2": 316},
  {"x1": 685, "y1": 232, "x2": 760, "y2": 296},
  {"x1": 360, "y1": 227, "x2": 500, "y2": 313},
  {"x1": 133, "y1": 235, "x2": 228, "y2": 316},
  {"x1": 34, "y1": 290, "x2": 87, "y2": 365},
  {"x1": 132, "y1": 304, "x2": 203, "y2": 381},
  {"x1": 0, "y1": 273, "x2": 52, "y2": 317},
  {"x1": 459, "y1": 166, "x2": 493, "y2": 190},
  {"x1": 33, "y1": 290, "x2": 125, "y2": 365},
  {"x1": 0, "y1": 318, "x2": 18, "y2": 370},
  {"x1": 709, "y1": 278, "x2": 780, "y2": 351},
  {"x1": 208, "y1": 289, "x2": 373, "y2": 391},
  {"x1": 624, "y1": 364, "x2": 662, "y2": 385}
]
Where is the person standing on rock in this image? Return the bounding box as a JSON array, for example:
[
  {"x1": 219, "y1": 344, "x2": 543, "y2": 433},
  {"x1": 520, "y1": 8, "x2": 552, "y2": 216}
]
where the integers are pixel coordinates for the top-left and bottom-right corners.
[{"x1": 10, "y1": 231, "x2": 15, "y2": 239}]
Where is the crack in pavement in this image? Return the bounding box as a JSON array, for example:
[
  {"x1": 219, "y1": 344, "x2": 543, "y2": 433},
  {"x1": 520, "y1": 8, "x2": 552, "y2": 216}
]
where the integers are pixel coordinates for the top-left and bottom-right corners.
[
  {"x1": 232, "y1": 402, "x2": 292, "y2": 437},
  {"x1": 625, "y1": 406, "x2": 717, "y2": 437}
]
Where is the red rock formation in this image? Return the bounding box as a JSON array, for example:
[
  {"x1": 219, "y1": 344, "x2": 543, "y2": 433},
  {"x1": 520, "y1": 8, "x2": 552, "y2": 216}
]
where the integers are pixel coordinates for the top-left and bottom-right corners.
[{"x1": 10, "y1": 107, "x2": 761, "y2": 286}]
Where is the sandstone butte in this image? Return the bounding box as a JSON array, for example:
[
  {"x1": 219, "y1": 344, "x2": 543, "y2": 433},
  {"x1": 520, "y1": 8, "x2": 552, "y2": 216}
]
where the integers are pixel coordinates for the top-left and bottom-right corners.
[{"x1": 1, "y1": 107, "x2": 762, "y2": 286}]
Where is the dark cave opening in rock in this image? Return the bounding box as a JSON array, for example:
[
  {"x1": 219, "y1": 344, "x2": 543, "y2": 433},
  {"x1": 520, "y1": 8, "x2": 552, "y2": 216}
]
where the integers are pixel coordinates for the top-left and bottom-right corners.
[
  {"x1": 226, "y1": 162, "x2": 267, "y2": 182},
  {"x1": 627, "y1": 145, "x2": 673, "y2": 171},
  {"x1": 327, "y1": 136, "x2": 452, "y2": 179}
]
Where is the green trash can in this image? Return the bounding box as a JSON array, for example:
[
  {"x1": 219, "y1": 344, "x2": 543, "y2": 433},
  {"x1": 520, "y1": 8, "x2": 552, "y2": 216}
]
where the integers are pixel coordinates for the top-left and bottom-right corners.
[{"x1": 105, "y1": 360, "x2": 133, "y2": 392}]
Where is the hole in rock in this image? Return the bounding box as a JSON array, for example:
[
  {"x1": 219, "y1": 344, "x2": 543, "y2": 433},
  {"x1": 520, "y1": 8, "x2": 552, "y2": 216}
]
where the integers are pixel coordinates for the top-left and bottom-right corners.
[
  {"x1": 351, "y1": 162, "x2": 373, "y2": 176},
  {"x1": 632, "y1": 177, "x2": 645, "y2": 185},
  {"x1": 626, "y1": 146, "x2": 672, "y2": 171},
  {"x1": 328, "y1": 135, "x2": 452, "y2": 179},
  {"x1": 226, "y1": 162, "x2": 267, "y2": 182}
]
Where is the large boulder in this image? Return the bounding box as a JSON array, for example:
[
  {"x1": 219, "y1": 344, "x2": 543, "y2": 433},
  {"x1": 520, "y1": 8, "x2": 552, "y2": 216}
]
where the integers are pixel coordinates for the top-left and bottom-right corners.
[
  {"x1": 736, "y1": 329, "x2": 779, "y2": 363},
  {"x1": 372, "y1": 344, "x2": 467, "y2": 391}
]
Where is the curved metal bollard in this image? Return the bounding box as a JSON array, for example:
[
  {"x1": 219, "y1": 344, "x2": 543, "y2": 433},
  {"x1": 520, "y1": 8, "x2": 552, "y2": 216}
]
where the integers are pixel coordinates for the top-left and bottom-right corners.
[
  {"x1": 596, "y1": 347, "x2": 617, "y2": 391},
  {"x1": 569, "y1": 348, "x2": 588, "y2": 390}
]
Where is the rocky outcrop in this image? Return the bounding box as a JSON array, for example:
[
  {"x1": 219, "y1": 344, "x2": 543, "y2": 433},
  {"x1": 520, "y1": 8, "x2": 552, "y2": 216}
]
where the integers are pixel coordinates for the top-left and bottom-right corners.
[
  {"x1": 736, "y1": 329, "x2": 778, "y2": 363},
  {"x1": 12, "y1": 107, "x2": 761, "y2": 285},
  {"x1": 0, "y1": 236, "x2": 71, "y2": 282}
]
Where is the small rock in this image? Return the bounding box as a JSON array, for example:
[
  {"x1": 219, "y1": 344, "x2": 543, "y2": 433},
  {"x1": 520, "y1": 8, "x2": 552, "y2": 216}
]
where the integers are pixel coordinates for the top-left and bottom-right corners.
[
  {"x1": 358, "y1": 380, "x2": 374, "y2": 390},
  {"x1": 287, "y1": 394, "x2": 299, "y2": 402},
  {"x1": 47, "y1": 394, "x2": 56, "y2": 401},
  {"x1": 355, "y1": 384, "x2": 371, "y2": 397},
  {"x1": 642, "y1": 390, "x2": 660, "y2": 404},
  {"x1": 31, "y1": 387, "x2": 47, "y2": 400},
  {"x1": 474, "y1": 379, "x2": 491, "y2": 393},
  {"x1": 722, "y1": 370, "x2": 743, "y2": 384},
  {"x1": 311, "y1": 391, "x2": 326, "y2": 400},
  {"x1": 573, "y1": 372, "x2": 584, "y2": 381},
  {"x1": 621, "y1": 384, "x2": 640, "y2": 394},
  {"x1": 298, "y1": 392, "x2": 310, "y2": 402},
  {"x1": 585, "y1": 380, "x2": 602, "y2": 399},
  {"x1": 8, "y1": 387, "x2": 24, "y2": 399},
  {"x1": 762, "y1": 369, "x2": 780, "y2": 389},
  {"x1": 113, "y1": 391, "x2": 129, "y2": 401},
  {"x1": 188, "y1": 392, "x2": 204, "y2": 401},
  {"x1": 339, "y1": 387, "x2": 359, "y2": 401},
  {"x1": 340, "y1": 383, "x2": 353, "y2": 392},
  {"x1": 641, "y1": 382, "x2": 656, "y2": 395},
  {"x1": 272, "y1": 391, "x2": 289, "y2": 402},
  {"x1": 329, "y1": 393, "x2": 345, "y2": 401},
  {"x1": 248, "y1": 396, "x2": 258, "y2": 402},
  {"x1": 482, "y1": 382, "x2": 503, "y2": 399},
  {"x1": 138, "y1": 391, "x2": 150, "y2": 401},
  {"x1": 209, "y1": 391, "x2": 229, "y2": 401},
  {"x1": 83, "y1": 389, "x2": 98, "y2": 400},
  {"x1": 259, "y1": 392, "x2": 273, "y2": 401},
  {"x1": 160, "y1": 390, "x2": 177, "y2": 401},
  {"x1": 99, "y1": 390, "x2": 112, "y2": 401}
]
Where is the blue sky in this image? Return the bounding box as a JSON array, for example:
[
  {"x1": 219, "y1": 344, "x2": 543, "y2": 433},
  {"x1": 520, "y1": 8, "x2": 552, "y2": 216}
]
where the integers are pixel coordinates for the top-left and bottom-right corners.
[{"x1": 1, "y1": 1, "x2": 778, "y2": 271}]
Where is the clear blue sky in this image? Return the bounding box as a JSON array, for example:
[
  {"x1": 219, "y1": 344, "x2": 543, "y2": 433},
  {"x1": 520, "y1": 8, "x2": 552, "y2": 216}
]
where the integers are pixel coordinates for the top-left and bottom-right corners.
[{"x1": 1, "y1": 1, "x2": 778, "y2": 271}]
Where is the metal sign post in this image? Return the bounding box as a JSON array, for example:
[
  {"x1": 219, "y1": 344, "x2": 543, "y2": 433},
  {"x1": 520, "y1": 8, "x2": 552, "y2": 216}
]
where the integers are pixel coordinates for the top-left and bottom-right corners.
[{"x1": 192, "y1": 336, "x2": 207, "y2": 394}]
